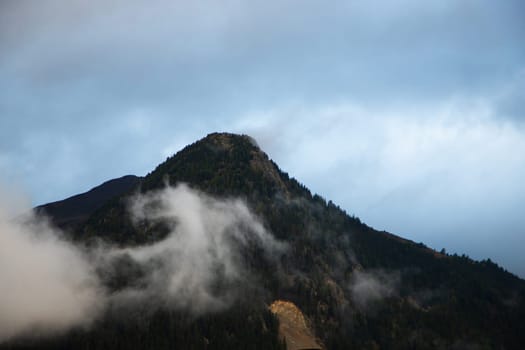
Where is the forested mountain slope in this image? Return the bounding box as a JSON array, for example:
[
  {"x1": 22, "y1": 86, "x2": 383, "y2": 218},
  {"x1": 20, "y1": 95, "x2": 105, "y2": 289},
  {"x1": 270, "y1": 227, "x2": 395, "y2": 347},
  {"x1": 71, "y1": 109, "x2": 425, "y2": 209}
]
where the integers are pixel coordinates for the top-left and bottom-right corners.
[{"x1": 6, "y1": 132, "x2": 524, "y2": 350}]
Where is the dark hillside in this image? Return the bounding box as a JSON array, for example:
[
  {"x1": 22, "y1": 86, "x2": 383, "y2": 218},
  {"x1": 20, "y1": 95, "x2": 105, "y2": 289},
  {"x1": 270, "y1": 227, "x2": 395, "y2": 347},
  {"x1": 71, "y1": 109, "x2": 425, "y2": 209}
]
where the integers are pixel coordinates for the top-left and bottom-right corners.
[{"x1": 35, "y1": 175, "x2": 141, "y2": 230}]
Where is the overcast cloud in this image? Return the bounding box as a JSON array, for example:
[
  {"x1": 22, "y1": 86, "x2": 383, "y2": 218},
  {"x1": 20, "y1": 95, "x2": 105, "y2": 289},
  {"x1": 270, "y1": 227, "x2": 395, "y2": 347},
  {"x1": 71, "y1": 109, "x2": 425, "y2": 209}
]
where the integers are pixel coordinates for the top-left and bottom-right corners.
[{"x1": 1, "y1": 0, "x2": 524, "y2": 276}]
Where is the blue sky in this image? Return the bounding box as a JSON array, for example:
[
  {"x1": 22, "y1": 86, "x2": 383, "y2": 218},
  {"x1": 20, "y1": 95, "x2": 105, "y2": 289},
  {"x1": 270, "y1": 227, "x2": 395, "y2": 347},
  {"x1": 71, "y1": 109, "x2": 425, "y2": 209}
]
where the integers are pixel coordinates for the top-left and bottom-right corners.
[{"x1": 1, "y1": 0, "x2": 524, "y2": 277}]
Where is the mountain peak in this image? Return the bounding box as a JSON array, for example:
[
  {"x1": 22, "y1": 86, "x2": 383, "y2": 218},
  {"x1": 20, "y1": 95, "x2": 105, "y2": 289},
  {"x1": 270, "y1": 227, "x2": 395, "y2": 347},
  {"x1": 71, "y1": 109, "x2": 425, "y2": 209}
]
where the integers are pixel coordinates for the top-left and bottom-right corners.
[
  {"x1": 201, "y1": 132, "x2": 260, "y2": 151},
  {"x1": 142, "y1": 132, "x2": 293, "y2": 197}
]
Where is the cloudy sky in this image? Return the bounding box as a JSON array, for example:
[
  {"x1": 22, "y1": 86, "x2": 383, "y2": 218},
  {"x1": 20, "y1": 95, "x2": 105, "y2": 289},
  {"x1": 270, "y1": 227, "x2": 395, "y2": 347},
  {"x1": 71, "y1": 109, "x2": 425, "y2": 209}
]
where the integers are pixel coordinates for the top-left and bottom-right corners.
[{"x1": 1, "y1": 0, "x2": 524, "y2": 277}]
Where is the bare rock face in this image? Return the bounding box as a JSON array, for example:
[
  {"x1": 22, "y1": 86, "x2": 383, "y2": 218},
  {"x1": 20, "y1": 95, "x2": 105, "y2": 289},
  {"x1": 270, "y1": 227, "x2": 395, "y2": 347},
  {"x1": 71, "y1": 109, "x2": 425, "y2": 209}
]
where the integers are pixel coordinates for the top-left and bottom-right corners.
[{"x1": 269, "y1": 300, "x2": 322, "y2": 350}]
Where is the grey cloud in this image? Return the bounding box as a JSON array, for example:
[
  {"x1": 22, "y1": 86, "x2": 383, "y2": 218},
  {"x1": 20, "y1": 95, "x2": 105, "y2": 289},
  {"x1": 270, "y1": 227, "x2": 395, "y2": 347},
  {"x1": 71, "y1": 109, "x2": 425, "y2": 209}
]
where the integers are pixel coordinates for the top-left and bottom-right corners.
[
  {"x1": 2, "y1": 0, "x2": 523, "y2": 120},
  {"x1": 2, "y1": 0, "x2": 523, "y2": 149},
  {"x1": 496, "y1": 70, "x2": 525, "y2": 122}
]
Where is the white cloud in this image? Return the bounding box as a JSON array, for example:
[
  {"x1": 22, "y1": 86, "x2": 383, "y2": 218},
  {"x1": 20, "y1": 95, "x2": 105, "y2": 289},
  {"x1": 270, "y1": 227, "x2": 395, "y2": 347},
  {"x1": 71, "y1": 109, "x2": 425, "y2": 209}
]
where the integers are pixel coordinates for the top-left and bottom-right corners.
[
  {"x1": 0, "y1": 188, "x2": 104, "y2": 343},
  {"x1": 0, "y1": 183, "x2": 284, "y2": 342},
  {"x1": 111, "y1": 183, "x2": 285, "y2": 314}
]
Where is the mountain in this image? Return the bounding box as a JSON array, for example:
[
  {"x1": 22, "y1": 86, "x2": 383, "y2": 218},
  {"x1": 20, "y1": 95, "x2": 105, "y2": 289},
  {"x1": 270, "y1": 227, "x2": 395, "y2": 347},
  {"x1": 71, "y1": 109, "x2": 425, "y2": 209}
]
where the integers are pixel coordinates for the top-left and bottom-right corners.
[
  {"x1": 35, "y1": 175, "x2": 141, "y2": 230},
  {"x1": 8, "y1": 132, "x2": 525, "y2": 349}
]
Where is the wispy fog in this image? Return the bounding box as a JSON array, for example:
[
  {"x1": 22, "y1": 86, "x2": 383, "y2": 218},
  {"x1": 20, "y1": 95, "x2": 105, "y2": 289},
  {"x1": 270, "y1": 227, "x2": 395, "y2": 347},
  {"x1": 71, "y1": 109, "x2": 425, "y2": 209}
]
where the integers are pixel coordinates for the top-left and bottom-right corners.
[
  {"x1": 349, "y1": 270, "x2": 400, "y2": 310},
  {"x1": 0, "y1": 184, "x2": 283, "y2": 342},
  {"x1": 106, "y1": 184, "x2": 285, "y2": 314},
  {"x1": 0, "y1": 188, "x2": 103, "y2": 342}
]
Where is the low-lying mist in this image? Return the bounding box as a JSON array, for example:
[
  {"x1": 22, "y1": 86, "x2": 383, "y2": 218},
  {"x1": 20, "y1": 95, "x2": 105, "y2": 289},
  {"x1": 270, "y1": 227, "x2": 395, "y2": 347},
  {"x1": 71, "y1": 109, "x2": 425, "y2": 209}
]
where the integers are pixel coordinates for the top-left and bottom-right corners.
[
  {"x1": 349, "y1": 269, "x2": 400, "y2": 311},
  {"x1": 0, "y1": 188, "x2": 103, "y2": 342},
  {"x1": 0, "y1": 184, "x2": 284, "y2": 343}
]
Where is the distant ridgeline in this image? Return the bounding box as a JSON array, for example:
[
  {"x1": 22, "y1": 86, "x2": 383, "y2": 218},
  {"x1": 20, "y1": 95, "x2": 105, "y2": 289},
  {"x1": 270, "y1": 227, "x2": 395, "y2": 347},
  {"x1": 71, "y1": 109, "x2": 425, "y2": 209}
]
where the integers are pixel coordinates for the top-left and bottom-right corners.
[{"x1": 7, "y1": 132, "x2": 524, "y2": 349}]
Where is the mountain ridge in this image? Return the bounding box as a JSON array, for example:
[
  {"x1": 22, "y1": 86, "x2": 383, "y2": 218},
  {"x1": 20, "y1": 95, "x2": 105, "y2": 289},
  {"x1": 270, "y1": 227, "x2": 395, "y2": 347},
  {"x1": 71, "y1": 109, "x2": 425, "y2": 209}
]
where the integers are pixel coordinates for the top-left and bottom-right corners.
[{"x1": 35, "y1": 175, "x2": 141, "y2": 230}]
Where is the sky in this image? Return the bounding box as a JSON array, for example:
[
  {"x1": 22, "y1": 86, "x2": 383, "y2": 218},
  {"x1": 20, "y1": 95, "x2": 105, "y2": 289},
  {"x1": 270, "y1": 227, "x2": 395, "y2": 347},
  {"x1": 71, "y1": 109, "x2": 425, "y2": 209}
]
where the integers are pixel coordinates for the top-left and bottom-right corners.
[{"x1": 1, "y1": 0, "x2": 524, "y2": 277}]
